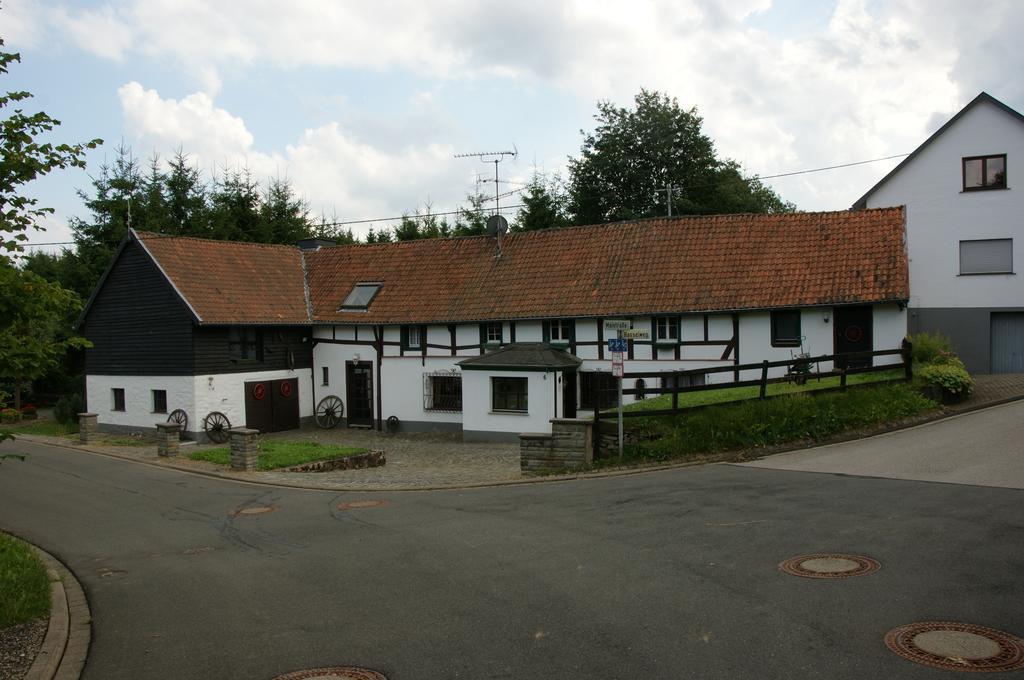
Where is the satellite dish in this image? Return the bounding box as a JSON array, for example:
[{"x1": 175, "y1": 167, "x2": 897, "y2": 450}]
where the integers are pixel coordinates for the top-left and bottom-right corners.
[{"x1": 486, "y1": 214, "x2": 509, "y2": 237}]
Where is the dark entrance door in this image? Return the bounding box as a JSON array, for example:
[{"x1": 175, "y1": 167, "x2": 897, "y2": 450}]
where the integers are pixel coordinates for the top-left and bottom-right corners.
[
  {"x1": 562, "y1": 369, "x2": 577, "y2": 419},
  {"x1": 346, "y1": 361, "x2": 374, "y2": 428},
  {"x1": 244, "y1": 378, "x2": 300, "y2": 433},
  {"x1": 834, "y1": 305, "x2": 873, "y2": 369}
]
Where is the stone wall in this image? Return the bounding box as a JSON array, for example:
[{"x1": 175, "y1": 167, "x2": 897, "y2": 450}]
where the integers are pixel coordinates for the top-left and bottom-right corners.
[{"x1": 519, "y1": 418, "x2": 593, "y2": 473}]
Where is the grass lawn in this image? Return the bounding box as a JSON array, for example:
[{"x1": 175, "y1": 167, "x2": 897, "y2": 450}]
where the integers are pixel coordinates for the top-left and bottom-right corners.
[
  {"x1": 189, "y1": 440, "x2": 368, "y2": 471},
  {"x1": 3, "y1": 419, "x2": 78, "y2": 438},
  {"x1": 622, "y1": 368, "x2": 905, "y2": 412},
  {"x1": 0, "y1": 533, "x2": 51, "y2": 628},
  {"x1": 605, "y1": 382, "x2": 937, "y2": 466}
]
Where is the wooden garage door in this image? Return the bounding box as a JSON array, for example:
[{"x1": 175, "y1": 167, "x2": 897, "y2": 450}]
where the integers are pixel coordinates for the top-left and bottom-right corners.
[{"x1": 991, "y1": 313, "x2": 1024, "y2": 373}]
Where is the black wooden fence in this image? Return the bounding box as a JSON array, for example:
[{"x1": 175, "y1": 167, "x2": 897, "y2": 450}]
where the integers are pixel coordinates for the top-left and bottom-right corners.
[{"x1": 592, "y1": 341, "x2": 913, "y2": 423}]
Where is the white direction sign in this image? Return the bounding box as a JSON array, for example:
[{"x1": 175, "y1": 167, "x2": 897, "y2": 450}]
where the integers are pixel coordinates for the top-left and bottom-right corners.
[
  {"x1": 604, "y1": 320, "x2": 631, "y2": 331},
  {"x1": 611, "y1": 352, "x2": 624, "y2": 377},
  {"x1": 621, "y1": 328, "x2": 650, "y2": 340}
]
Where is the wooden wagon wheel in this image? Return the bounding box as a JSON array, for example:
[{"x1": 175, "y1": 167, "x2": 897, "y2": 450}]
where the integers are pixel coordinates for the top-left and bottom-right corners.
[
  {"x1": 203, "y1": 411, "x2": 231, "y2": 444},
  {"x1": 315, "y1": 396, "x2": 344, "y2": 429},
  {"x1": 167, "y1": 409, "x2": 188, "y2": 432}
]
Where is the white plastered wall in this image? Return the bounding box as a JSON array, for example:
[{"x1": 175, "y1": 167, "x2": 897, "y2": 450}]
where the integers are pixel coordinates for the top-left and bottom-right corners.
[
  {"x1": 193, "y1": 368, "x2": 313, "y2": 433},
  {"x1": 866, "y1": 99, "x2": 1024, "y2": 309},
  {"x1": 461, "y1": 369, "x2": 555, "y2": 437},
  {"x1": 86, "y1": 374, "x2": 196, "y2": 431}
]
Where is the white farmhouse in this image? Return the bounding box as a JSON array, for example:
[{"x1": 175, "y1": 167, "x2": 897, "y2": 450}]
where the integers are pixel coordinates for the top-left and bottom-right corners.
[
  {"x1": 81, "y1": 208, "x2": 910, "y2": 441},
  {"x1": 854, "y1": 92, "x2": 1024, "y2": 373}
]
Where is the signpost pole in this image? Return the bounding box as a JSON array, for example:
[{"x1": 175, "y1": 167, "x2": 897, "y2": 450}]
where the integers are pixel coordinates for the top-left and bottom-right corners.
[{"x1": 617, "y1": 330, "x2": 624, "y2": 460}]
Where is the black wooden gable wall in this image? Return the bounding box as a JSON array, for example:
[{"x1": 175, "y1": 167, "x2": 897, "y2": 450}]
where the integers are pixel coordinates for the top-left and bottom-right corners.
[
  {"x1": 83, "y1": 240, "x2": 196, "y2": 376},
  {"x1": 83, "y1": 239, "x2": 313, "y2": 377}
]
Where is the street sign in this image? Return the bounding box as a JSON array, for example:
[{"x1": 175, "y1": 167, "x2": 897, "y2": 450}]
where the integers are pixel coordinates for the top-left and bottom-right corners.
[
  {"x1": 608, "y1": 338, "x2": 628, "y2": 353},
  {"x1": 612, "y1": 360, "x2": 624, "y2": 378},
  {"x1": 621, "y1": 329, "x2": 650, "y2": 340},
  {"x1": 604, "y1": 320, "x2": 631, "y2": 331}
]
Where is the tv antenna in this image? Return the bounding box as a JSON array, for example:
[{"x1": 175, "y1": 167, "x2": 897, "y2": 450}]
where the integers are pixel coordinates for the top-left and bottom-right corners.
[{"x1": 454, "y1": 146, "x2": 518, "y2": 217}]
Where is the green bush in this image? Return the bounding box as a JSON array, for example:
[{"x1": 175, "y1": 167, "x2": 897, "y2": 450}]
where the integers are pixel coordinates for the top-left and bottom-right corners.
[
  {"x1": 918, "y1": 361, "x2": 973, "y2": 395},
  {"x1": 53, "y1": 393, "x2": 85, "y2": 425},
  {"x1": 622, "y1": 384, "x2": 936, "y2": 462},
  {"x1": 0, "y1": 407, "x2": 20, "y2": 424},
  {"x1": 908, "y1": 332, "x2": 956, "y2": 365}
]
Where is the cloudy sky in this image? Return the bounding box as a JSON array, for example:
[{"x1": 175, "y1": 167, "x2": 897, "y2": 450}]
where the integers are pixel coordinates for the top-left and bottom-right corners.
[{"x1": 5, "y1": 0, "x2": 1023, "y2": 248}]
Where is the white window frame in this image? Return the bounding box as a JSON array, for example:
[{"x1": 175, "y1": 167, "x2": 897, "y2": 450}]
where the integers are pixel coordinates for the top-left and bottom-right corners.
[
  {"x1": 550, "y1": 319, "x2": 572, "y2": 343},
  {"x1": 486, "y1": 322, "x2": 503, "y2": 344},
  {"x1": 407, "y1": 325, "x2": 422, "y2": 349},
  {"x1": 655, "y1": 316, "x2": 679, "y2": 343}
]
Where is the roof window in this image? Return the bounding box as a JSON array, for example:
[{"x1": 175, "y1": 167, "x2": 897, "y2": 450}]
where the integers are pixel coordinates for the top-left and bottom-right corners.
[{"x1": 340, "y1": 282, "x2": 382, "y2": 311}]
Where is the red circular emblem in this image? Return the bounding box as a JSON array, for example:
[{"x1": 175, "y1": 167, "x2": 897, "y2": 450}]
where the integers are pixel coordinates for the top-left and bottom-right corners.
[
  {"x1": 280, "y1": 381, "x2": 292, "y2": 398},
  {"x1": 844, "y1": 325, "x2": 864, "y2": 343},
  {"x1": 252, "y1": 383, "x2": 266, "y2": 400}
]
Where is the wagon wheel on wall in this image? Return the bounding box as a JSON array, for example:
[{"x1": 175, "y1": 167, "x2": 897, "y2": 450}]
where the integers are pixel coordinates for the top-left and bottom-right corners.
[
  {"x1": 167, "y1": 409, "x2": 188, "y2": 432},
  {"x1": 203, "y1": 412, "x2": 231, "y2": 444},
  {"x1": 315, "y1": 396, "x2": 344, "y2": 429}
]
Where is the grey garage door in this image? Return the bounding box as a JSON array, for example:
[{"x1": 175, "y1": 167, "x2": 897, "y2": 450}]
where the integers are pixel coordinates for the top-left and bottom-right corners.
[{"x1": 991, "y1": 313, "x2": 1024, "y2": 373}]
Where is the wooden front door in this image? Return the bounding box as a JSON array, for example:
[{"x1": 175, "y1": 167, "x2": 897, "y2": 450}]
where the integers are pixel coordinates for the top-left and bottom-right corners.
[
  {"x1": 245, "y1": 378, "x2": 300, "y2": 433},
  {"x1": 346, "y1": 361, "x2": 374, "y2": 428},
  {"x1": 834, "y1": 305, "x2": 873, "y2": 369}
]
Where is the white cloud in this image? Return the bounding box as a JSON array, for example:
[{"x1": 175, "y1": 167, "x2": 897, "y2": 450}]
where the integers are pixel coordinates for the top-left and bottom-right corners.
[
  {"x1": 118, "y1": 84, "x2": 465, "y2": 236},
  {"x1": 51, "y1": 5, "x2": 134, "y2": 60},
  {"x1": 14, "y1": 0, "x2": 1024, "y2": 216}
]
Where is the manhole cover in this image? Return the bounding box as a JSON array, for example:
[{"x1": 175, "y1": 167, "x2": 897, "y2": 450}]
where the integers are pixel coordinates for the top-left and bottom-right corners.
[
  {"x1": 234, "y1": 505, "x2": 277, "y2": 516},
  {"x1": 338, "y1": 500, "x2": 387, "y2": 510},
  {"x1": 271, "y1": 667, "x2": 387, "y2": 680},
  {"x1": 779, "y1": 553, "x2": 880, "y2": 579},
  {"x1": 885, "y1": 622, "x2": 1024, "y2": 672}
]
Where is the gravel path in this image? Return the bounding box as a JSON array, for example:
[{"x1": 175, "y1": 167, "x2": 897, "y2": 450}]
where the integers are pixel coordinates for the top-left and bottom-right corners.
[{"x1": 0, "y1": 617, "x2": 46, "y2": 680}]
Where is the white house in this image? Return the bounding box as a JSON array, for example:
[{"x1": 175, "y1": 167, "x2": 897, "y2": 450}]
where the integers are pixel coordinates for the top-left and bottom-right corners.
[
  {"x1": 854, "y1": 92, "x2": 1024, "y2": 373},
  {"x1": 81, "y1": 208, "x2": 910, "y2": 441}
]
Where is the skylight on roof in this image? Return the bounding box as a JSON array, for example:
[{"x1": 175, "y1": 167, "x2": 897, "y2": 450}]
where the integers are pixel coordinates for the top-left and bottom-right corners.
[{"x1": 340, "y1": 282, "x2": 382, "y2": 311}]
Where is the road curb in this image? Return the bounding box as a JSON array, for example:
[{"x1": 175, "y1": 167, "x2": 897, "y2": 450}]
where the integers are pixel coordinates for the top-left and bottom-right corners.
[
  {"x1": 22, "y1": 542, "x2": 91, "y2": 680},
  {"x1": 14, "y1": 393, "x2": 1024, "y2": 493}
]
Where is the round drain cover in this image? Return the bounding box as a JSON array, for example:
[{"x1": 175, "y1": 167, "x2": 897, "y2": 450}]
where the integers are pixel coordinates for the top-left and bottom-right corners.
[
  {"x1": 234, "y1": 505, "x2": 276, "y2": 516},
  {"x1": 338, "y1": 500, "x2": 387, "y2": 510},
  {"x1": 779, "y1": 553, "x2": 880, "y2": 579},
  {"x1": 272, "y1": 667, "x2": 387, "y2": 680},
  {"x1": 885, "y1": 622, "x2": 1024, "y2": 672}
]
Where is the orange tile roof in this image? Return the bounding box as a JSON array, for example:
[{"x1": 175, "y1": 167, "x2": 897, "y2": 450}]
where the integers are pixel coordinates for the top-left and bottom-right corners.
[
  {"x1": 135, "y1": 231, "x2": 310, "y2": 324},
  {"x1": 306, "y1": 208, "x2": 908, "y2": 324}
]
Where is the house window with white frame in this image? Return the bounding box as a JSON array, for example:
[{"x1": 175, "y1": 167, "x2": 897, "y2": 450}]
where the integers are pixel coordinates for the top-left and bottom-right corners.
[
  {"x1": 403, "y1": 325, "x2": 424, "y2": 350},
  {"x1": 654, "y1": 316, "x2": 679, "y2": 343},
  {"x1": 485, "y1": 322, "x2": 503, "y2": 344},
  {"x1": 549, "y1": 319, "x2": 572, "y2": 343}
]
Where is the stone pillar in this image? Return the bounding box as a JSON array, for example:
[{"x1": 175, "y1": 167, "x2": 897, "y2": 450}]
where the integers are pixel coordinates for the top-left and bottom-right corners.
[
  {"x1": 519, "y1": 418, "x2": 594, "y2": 473},
  {"x1": 156, "y1": 422, "x2": 182, "y2": 457},
  {"x1": 228, "y1": 428, "x2": 259, "y2": 471},
  {"x1": 78, "y1": 413, "x2": 98, "y2": 444}
]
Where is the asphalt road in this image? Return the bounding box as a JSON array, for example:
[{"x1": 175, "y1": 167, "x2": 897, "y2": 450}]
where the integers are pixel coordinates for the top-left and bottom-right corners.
[
  {"x1": 742, "y1": 400, "x2": 1024, "y2": 488},
  {"x1": 1, "y1": 410, "x2": 1023, "y2": 680}
]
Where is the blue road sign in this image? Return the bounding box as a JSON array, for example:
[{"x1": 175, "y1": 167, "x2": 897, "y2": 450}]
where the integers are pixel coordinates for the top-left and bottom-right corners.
[{"x1": 608, "y1": 338, "x2": 628, "y2": 353}]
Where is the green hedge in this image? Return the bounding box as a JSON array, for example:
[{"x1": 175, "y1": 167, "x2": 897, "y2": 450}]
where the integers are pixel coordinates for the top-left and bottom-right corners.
[{"x1": 622, "y1": 383, "x2": 936, "y2": 462}]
